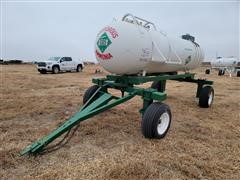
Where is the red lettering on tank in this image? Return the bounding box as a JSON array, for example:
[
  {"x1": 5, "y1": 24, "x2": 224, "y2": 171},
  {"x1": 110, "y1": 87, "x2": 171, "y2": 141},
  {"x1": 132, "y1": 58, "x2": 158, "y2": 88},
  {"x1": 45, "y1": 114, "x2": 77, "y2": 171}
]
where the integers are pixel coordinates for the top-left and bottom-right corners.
[
  {"x1": 95, "y1": 50, "x2": 113, "y2": 60},
  {"x1": 98, "y1": 26, "x2": 119, "y2": 39}
]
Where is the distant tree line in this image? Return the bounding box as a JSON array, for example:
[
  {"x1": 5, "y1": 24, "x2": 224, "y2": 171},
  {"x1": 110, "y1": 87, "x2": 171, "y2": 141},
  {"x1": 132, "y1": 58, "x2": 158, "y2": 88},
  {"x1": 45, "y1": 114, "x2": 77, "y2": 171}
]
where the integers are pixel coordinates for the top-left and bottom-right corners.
[{"x1": 0, "y1": 59, "x2": 23, "y2": 64}]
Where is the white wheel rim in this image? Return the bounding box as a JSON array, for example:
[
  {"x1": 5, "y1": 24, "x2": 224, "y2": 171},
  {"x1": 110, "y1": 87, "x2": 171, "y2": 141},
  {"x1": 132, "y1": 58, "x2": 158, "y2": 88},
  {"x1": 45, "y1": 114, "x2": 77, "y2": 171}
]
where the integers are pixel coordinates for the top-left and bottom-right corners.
[
  {"x1": 208, "y1": 91, "x2": 213, "y2": 106},
  {"x1": 157, "y1": 112, "x2": 170, "y2": 135}
]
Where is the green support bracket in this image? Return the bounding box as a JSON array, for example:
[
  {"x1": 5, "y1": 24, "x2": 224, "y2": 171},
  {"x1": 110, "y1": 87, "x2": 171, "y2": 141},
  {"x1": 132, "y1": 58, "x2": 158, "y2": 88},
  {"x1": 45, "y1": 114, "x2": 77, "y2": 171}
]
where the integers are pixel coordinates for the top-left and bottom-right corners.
[
  {"x1": 159, "y1": 80, "x2": 166, "y2": 92},
  {"x1": 174, "y1": 78, "x2": 213, "y2": 98},
  {"x1": 140, "y1": 99, "x2": 152, "y2": 114},
  {"x1": 140, "y1": 89, "x2": 154, "y2": 114},
  {"x1": 196, "y1": 83, "x2": 204, "y2": 98},
  {"x1": 139, "y1": 88, "x2": 167, "y2": 114}
]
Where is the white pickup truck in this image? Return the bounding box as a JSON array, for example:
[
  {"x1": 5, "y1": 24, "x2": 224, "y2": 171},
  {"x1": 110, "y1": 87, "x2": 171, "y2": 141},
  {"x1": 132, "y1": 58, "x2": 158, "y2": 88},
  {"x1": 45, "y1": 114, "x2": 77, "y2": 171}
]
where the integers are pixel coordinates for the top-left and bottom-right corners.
[{"x1": 37, "y1": 57, "x2": 84, "y2": 74}]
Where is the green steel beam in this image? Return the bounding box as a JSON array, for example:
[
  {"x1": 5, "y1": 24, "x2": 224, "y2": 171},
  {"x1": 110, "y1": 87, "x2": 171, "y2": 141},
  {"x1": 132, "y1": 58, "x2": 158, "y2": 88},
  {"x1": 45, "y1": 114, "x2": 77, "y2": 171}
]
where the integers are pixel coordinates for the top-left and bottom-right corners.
[
  {"x1": 93, "y1": 73, "x2": 213, "y2": 86},
  {"x1": 105, "y1": 73, "x2": 195, "y2": 85},
  {"x1": 175, "y1": 77, "x2": 213, "y2": 85},
  {"x1": 20, "y1": 91, "x2": 136, "y2": 156}
]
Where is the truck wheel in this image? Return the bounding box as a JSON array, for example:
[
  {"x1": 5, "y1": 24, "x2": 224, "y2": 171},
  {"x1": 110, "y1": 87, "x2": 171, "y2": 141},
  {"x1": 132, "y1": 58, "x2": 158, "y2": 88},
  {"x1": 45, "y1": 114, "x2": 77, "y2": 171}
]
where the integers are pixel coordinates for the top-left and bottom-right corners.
[
  {"x1": 205, "y1": 69, "x2": 210, "y2": 74},
  {"x1": 218, "y1": 70, "x2": 221, "y2": 76},
  {"x1": 39, "y1": 70, "x2": 46, "y2": 74},
  {"x1": 142, "y1": 102, "x2": 171, "y2": 139},
  {"x1": 199, "y1": 86, "x2": 214, "y2": 108},
  {"x1": 38, "y1": 69, "x2": 46, "y2": 74},
  {"x1": 218, "y1": 69, "x2": 224, "y2": 76},
  {"x1": 76, "y1": 65, "x2": 82, "y2": 72},
  {"x1": 83, "y1": 85, "x2": 100, "y2": 104},
  {"x1": 151, "y1": 81, "x2": 164, "y2": 92},
  {"x1": 237, "y1": 71, "x2": 240, "y2": 77},
  {"x1": 52, "y1": 66, "x2": 60, "y2": 74}
]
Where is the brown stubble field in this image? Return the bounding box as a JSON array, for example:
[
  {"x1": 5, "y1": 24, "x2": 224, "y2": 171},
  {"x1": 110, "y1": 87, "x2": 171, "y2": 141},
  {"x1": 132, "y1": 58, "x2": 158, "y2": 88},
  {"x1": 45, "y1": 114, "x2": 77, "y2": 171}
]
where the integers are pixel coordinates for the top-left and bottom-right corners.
[{"x1": 0, "y1": 64, "x2": 239, "y2": 179}]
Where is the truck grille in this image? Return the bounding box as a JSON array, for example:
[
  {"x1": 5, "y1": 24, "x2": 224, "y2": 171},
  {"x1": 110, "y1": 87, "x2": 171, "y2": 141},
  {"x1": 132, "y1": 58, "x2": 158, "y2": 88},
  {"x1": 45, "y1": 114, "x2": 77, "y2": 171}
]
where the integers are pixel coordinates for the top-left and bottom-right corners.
[{"x1": 38, "y1": 62, "x2": 46, "y2": 67}]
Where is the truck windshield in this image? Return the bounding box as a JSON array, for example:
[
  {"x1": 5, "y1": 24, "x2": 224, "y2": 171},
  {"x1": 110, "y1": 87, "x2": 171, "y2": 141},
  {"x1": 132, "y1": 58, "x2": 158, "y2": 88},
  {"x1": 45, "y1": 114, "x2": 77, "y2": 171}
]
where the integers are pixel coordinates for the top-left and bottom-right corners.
[{"x1": 48, "y1": 57, "x2": 61, "y2": 61}]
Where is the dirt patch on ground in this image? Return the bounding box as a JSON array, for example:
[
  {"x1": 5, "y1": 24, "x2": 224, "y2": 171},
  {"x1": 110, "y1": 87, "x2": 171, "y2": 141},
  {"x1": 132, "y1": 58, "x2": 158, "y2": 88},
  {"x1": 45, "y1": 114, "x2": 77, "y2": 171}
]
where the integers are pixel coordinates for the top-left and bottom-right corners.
[{"x1": 0, "y1": 64, "x2": 239, "y2": 179}]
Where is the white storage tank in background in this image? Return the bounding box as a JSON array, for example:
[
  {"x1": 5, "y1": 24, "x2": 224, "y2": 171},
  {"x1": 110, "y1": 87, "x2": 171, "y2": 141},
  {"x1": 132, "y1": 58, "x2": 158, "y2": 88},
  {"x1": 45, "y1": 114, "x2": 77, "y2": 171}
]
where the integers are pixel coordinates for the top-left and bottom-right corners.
[{"x1": 95, "y1": 14, "x2": 204, "y2": 75}]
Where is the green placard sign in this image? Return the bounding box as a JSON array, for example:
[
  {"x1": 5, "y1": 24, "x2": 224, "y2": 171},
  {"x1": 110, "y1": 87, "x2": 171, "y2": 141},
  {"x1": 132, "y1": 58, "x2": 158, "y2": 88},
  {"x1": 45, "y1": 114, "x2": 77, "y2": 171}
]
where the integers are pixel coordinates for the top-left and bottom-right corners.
[{"x1": 97, "y1": 32, "x2": 112, "y2": 53}]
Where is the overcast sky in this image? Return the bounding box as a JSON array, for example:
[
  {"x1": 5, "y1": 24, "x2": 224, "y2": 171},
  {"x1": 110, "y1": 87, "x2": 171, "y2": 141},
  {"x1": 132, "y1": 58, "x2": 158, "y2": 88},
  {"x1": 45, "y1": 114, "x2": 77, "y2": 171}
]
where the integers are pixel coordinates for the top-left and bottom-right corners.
[{"x1": 1, "y1": 1, "x2": 239, "y2": 62}]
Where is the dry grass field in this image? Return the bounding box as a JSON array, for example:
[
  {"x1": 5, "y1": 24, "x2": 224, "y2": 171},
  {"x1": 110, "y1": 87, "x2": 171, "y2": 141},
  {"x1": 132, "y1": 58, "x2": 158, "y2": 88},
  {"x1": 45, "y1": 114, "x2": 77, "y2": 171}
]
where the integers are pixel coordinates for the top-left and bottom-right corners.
[{"x1": 0, "y1": 64, "x2": 239, "y2": 179}]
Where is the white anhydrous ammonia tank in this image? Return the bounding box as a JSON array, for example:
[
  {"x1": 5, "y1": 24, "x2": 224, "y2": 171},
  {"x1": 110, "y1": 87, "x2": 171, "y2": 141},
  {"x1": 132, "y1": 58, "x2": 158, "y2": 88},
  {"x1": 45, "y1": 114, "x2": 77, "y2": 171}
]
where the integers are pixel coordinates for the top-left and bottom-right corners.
[
  {"x1": 211, "y1": 57, "x2": 238, "y2": 67},
  {"x1": 95, "y1": 14, "x2": 204, "y2": 75}
]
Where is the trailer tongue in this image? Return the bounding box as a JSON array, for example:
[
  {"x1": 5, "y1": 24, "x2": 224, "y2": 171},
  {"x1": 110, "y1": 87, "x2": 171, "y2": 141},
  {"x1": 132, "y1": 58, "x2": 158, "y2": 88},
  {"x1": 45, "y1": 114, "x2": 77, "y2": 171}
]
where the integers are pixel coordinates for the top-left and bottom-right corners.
[{"x1": 21, "y1": 73, "x2": 213, "y2": 156}]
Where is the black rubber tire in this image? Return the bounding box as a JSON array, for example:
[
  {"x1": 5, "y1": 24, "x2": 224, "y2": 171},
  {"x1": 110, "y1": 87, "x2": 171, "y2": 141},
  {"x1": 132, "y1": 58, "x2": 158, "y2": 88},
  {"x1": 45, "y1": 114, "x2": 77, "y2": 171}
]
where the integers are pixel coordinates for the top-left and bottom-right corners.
[
  {"x1": 237, "y1": 71, "x2": 240, "y2": 77},
  {"x1": 199, "y1": 86, "x2": 214, "y2": 108},
  {"x1": 83, "y1": 85, "x2": 100, "y2": 104},
  {"x1": 76, "y1": 65, "x2": 82, "y2": 72},
  {"x1": 218, "y1": 70, "x2": 221, "y2": 76},
  {"x1": 151, "y1": 81, "x2": 164, "y2": 92},
  {"x1": 39, "y1": 70, "x2": 46, "y2": 74},
  {"x1": 52, "y1": 66, "x2": 60, "y2": 74},
  {"x1": 168, "y1": 72, "x2": 177, "y2": 75},
  {"x1": 218, "y1": 69, "x2": 224, "y2": 76},
  {"x1": 142, "y1": 102, "x2": 172, "y2": 139},
  {"x1": 205, "y1": 69, "x2": 210, "y2": 74}
]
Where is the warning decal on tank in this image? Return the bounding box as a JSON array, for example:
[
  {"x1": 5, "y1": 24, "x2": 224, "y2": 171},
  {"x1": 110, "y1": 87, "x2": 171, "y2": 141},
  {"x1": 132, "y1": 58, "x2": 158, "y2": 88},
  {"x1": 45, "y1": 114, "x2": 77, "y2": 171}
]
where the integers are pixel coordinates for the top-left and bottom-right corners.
[
  {"x1": 95, "y1": 50, "x2": 113, "y2": 60},
  {"x1": 97, "y1": 32, "x2": 112, "y2": 53},
  {"x1": 98, "y1": 26, "x2": 119, "y2": 39}
]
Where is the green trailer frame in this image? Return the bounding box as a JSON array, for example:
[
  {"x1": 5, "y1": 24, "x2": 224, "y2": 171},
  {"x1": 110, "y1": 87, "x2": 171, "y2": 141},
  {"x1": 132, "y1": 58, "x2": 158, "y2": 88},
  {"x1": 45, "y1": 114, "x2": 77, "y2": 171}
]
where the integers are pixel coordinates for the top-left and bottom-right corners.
[{"x1": 20, "y1": 73, "x2": 213, "y2": 156}]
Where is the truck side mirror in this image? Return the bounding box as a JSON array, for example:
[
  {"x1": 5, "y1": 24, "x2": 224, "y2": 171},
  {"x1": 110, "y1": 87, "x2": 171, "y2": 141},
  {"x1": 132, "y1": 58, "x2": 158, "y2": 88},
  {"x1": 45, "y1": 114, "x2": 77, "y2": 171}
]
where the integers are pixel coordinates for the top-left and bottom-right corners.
[{"x1": 60, "y1": 60, "x2": 63, "y2": 63}]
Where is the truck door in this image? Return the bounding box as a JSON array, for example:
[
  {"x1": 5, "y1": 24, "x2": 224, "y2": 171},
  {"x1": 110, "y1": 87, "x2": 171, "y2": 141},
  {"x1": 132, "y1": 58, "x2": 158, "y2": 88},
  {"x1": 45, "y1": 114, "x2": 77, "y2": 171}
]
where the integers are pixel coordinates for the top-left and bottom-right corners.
[
  {"x1": 65, "y1": 57, "x2": 74, "y2": 70},
  {"x1": 60, "y1": 57, "x2": 67, "y2": 70}
]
